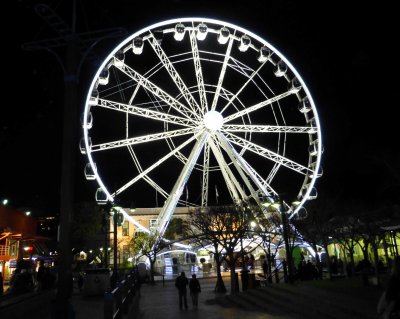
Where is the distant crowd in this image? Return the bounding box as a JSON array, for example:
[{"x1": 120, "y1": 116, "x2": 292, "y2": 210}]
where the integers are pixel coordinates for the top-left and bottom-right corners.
[{"x1": 5, "y1": 259, "x2": 57, "y2": 294}]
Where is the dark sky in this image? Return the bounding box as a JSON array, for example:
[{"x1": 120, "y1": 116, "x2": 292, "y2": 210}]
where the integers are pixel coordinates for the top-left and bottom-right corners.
[{"x1": 1, "y1": 0, "x2": 399, "y2": 216}]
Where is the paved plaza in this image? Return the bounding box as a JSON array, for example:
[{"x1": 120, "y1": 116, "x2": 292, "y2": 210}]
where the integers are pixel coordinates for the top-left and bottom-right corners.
[
  {"x1": 135, "y1": 277, "x2": 289, "y2": 319},
  {"x1": 71, "y1": 274, "x2": 293, "y2": 319},
  {"x1": 1, "y1": 271, "x2": 385, "y2": 319},
  {"x1": 69, "y1": 272, "x2": 384, "y2": 319}
]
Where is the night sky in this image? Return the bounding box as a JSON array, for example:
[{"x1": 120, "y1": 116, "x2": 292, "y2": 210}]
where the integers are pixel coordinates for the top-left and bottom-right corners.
[{"x1": 2, "y1": 0, "x2": 399, "y2": 216}]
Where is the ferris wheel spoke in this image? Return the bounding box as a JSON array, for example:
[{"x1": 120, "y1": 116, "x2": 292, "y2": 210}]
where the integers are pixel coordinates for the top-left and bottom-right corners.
[
  {"x1": 113, "y1": 130, "x2": 204, "y2": 197},
  {"x1": 189, "y1": 31, "x2": 208, "y2": 115},
  {"x1": 224, "y1": 124, "x2": 317, "y2": 134},
  {"x1": 211, "y1": 37, "x2": 234, "y2": 111},
  {"x1": 224, "y1": 132, "x2": 311, "y2": 175},
  {"x1": 201, "y1": 140, "x2": 210, "y2": 207},
  {"x1": 128, "y1": 145, "x2": 194, "y2": 207},
  {"x1": 148, "y1": 34, "x2": 202, "y2": 116},
  {"x1": 98, "y1": 98, "x2": 195, "y2": 127},
  {"x1": 208, "y1": 137, "x2": 245, "y2": 202},
  {"x1": 155, "y1": 131, "x2": 209, "y2": 238},
  {"x1": 265, "y1": 162, "x2": 280, "y2": 186},
  {"x1": 115, "y1": 63, "x2": 199, "y2": 120},
  {"x1": 127, "y1": 146, "x2": 166, "y2": 195},
  {"x1": 215, "y1": 133, "x2": 271, "y2": 204},
  {"x1": 223, "y1": 90, "x2": 293, "y2": 123},
  {"x1": 91, "y1": 128, "x2": 195, "y2": 152},
  {"x1": 240, "y1": 156, "x2": 279, "y2": 197},
  {"x1": 220, "y1": 61, "x2": 266, "y2": 115},
  {"x1": 210, "y1": 139, "x2": 259, "y2": 205}
]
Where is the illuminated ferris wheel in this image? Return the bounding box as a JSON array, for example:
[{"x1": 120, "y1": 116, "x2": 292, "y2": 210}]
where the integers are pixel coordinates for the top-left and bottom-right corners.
[{"x1": 80, "y1": 17, "x2": 323, "y2": 237}]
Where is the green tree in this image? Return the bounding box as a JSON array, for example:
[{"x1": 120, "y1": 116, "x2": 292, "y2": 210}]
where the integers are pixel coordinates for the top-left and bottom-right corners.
[
  {"x1": 130, "y1": 231, "x2": 166, "y2": 284},
  {"x1": 71, "y1": 202, "x2": 103, "y2": 253}
]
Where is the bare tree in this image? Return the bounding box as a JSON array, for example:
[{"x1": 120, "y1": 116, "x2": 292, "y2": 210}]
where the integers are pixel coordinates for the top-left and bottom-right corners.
[
  {"x1": 184, "y1": 204, "x2": 257, "y2": 294},
  {"x1": 293, "y1": 199, "x2": 337, "y2": 279},
  {"x1": 252, "y1": 207, "x2": 284, "y2": 281},
  {"x1": 332, "y1": 215, "x2": 361, "y2": 277}
]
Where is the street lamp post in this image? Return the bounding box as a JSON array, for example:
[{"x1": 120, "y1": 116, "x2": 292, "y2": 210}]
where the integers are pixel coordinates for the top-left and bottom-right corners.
[
  {"x1": 267, "y1": 196, "x2": 295, "y2": 284},
  {"x1": 22, "y1": 5, "x2": 126, "y2": 315},
  {"x1": 240, "y1": 236, "x2": 249, "y2": 291},
  {"x1": 113, "y1": 208, "x2": 118, "y2": 273},
  {"x1": 281, "y1": 210, "x2": 294, "y2": 283},
  {"x1": 103, "y1": 210, "x2": 110, "y2": 268},
  {"x1": 264, "y1": 234, "x2": 273, "y2": 283},
  {"x1": 110, "y1": 206, "x2": 124, "y2": 288}
]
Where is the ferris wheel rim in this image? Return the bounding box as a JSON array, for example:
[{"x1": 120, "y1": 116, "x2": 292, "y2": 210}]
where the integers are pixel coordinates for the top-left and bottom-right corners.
[{"x1": 82, "y1": 16, "x2": 323, "y2": 221}]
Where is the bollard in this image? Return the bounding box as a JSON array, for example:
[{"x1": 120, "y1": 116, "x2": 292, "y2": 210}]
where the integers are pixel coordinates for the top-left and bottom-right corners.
[
  {"x1": 283, "y1": 262, "x2": 288, "y2": 283},
  {"x1": 241, "y1": 269, "x2": 249, "y2": 291},
  {"x1": 268, "y1": 272, "x2": 273, "y2": 284},
  {"x1": 104, "y1": 290, "x2": 114, "y2": 319}
]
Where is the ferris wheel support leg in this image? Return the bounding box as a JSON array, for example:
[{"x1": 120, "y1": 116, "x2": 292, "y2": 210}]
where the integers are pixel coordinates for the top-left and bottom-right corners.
[
  {"x1": 201, "y1": 141, "x2": 210, "y2": 207},
  {"x1": 208, "y1": 138, "x2": 243, "y2": 203},
  {"x1": 215, "y1": 133, "x2": 261, "y2": 204},
  {"x1": 216, "y1": 132, "x2": 272, "y2": 206},
  {"x1": 155, "y1": 131, "x2": 209, "y2": 240}
]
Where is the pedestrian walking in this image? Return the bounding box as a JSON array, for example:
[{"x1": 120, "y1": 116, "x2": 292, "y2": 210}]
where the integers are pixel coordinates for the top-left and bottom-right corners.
[
  {"x1": 77, "y1": 271, "x2": 84, "y2": 293},
  {"x1": 175, "y1": 271, "x2": 188, "y2": 310},
  {"x1": 37, "y1": 259, "x2": 45, "y2": 291},
  {"x1": 189, "y1": 274, "x2": 201, "y2": 309},
  {"x1": 262, "y1": 258, "x2": 268, "y2": 277}
]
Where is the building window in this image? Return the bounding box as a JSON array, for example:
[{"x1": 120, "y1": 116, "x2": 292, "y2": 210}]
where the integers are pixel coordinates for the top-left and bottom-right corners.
[
  {"x1": 122, "y1": 245, "x2": 130, "y2": 261},
  {"x1": 122, "y1": 221, "x2": 129, "y2": 236},
  {"x1": 149, "y1": 219, "x2": 158, "y2": 229}
]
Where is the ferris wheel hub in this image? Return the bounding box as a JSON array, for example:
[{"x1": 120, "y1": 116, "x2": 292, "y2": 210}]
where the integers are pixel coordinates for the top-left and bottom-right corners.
[{"x1": 203, "y1": 111, "x2": 223, "y2": 131}]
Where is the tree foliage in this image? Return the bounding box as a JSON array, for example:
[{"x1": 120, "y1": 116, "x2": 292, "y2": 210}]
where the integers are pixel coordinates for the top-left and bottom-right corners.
[
  {"x1": 71, "y1": 201, "x2": 103, "y2": 251},
  {"x1": 130, "y1": 231, "x2": 166, "y2": 283},
  {"x1": 184, "y1": 203, "x2": 260, "y2": 294}
]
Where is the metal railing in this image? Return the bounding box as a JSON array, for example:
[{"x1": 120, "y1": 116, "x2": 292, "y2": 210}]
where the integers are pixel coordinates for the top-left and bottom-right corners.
[
  {"x1": 104, "y1": 272, "x2": 138, "y2": 319},
  {"x1": 0, "y1": 244, "x2": 9, "y2": 256}
]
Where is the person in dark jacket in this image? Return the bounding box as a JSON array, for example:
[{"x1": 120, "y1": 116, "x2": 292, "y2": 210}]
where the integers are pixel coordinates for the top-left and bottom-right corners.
[
  {"x1": 175, "y1": 271, "x2": 189, "y2": 310},
  {"x1": 189, "y1": 274, "x2": 201, "y2": 309}
]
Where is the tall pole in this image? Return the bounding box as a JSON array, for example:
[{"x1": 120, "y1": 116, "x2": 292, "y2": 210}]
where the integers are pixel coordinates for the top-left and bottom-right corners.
[
  {"x1": 393, "y1": 231, "x2": 399, "y2": 256},
  {"x1": 281, "y1": 210, "x2": 294, "y2": 283},
  {"x1": 113, "y1": 210, "x2": 118, "y2": 272},
  {"x1": 56, "y1": 38, "x2": 79, "y2": 317},
  {"x1": 22, "y1": 4, "x2": 126, "y2": 316},
  {"x1": 103, "y1": 207, "x2": 110, "y2": 268}
]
